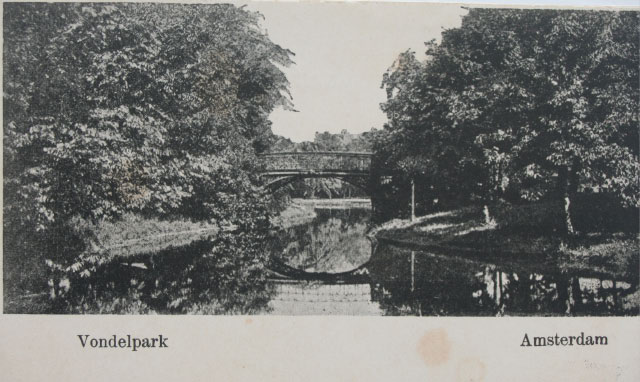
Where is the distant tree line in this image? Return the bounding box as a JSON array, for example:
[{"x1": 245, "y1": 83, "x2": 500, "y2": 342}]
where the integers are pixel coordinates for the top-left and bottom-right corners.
[
  {"x1": 269, "y1": 128, "x2": 376, "y2": 153},
  {"x1": 372, "y1": 8, "x2": 639, "y2": 232}
]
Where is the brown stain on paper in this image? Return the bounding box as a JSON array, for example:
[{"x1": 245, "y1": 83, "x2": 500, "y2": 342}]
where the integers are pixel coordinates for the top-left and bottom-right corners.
[
  {"x1": 417, "y1": 328, "x2": 451, "y2": 367},
  {"x1": 455, "y1": 357, "x2": 487, "y2": 382}
]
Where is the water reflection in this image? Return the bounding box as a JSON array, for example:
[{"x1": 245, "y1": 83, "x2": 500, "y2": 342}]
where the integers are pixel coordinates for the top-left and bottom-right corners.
[
  {"x1": 84, "y1": 205, "x2": 635, "y2": 316},
  {"x1": 367, "y1": 244, "x2": 638, "y2": 316},
  {"x1": 268, "y1": 205, "x2": 638, "y2": 316},
  {"x1": 268, "y1": 280, "x2": 382, "y2": 315},
  {"x1": 273, "y1": 208, "x2": 372, "y2": 273},
  {"x1": 58, "y1": 238, "x2": 274, "y2": 314}
]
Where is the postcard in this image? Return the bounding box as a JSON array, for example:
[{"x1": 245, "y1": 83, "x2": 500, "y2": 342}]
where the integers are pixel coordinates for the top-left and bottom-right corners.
[{"x1": 2, "y1": 1, "x2": 638, "y2": 380}]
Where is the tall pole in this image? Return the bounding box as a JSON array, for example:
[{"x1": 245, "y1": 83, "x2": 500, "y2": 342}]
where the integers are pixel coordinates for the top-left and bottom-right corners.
[
  {"x1": 411, "y1": 178, "x2": 415, "y2": 221},
  {"x1": 411, "y1": 251, "x2": 415, "y2": 292}
]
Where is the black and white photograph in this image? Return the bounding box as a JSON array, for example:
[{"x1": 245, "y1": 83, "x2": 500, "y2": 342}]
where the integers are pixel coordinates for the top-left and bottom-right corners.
[{"x1": 3, "y1": 1, "x2": 639, "y2": 317}]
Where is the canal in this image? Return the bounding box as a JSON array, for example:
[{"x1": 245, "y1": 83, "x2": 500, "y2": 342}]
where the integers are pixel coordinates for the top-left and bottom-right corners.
[
  {"x1": 56, "y1": 199, "x2": 637, "y2": 315},
  {"x1": 267, "y1": 199, "x2": 636, "y2": 316}
]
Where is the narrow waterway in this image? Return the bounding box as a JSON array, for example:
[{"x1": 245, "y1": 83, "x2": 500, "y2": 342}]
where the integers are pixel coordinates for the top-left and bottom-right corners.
[
  {"x1": 267, "y1": 200, "x2": 637, "y2": 316},
  {"x1": 268, "y1": 204, "x2": 381, "y2": 315},
  {"x1": 65, "y1": 199, "x2": 637, "y2": 315}
]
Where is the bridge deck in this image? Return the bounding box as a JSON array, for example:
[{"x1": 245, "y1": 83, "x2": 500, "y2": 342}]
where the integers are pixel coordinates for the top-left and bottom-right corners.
[
  {"x1": 260, "y1": 151, "x2": 372, "y2": 155},
  {"x1": 259, "y1": 151, "x2": 373, "y2": 173}
]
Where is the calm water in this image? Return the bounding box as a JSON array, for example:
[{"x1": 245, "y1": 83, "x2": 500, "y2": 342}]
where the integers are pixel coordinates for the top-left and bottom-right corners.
[
  {"x1": 268, "y1": 204, "x2": 638, "y2": 316},
  {"x1": 61, "y1": 202, "x2": 638, "y2": 315}
]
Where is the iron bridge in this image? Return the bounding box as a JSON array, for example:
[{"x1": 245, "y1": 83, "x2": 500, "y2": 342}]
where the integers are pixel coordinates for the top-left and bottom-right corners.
[{"x1": 258, "y1": 151, "x2": 373, "y2": 192}]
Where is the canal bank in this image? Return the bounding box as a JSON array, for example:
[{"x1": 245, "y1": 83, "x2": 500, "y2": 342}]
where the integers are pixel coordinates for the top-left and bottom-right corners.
[
  {"x1": 268, "y1": 199, "x2": 638, "y2": 316},
  {"x1": 368, "y1": 204, "x2": 639, "y2": 315},
  {"x1": 370, "y1": 205, "x2": 638, "y2": 282}
]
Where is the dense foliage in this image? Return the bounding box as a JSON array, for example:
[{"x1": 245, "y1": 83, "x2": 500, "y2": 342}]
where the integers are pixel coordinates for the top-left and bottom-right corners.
[
  {"x1": 374, "y1": 9, "x2": 639, "y2": 231},
  {"x1": 4, "y1": 3, "x2": 293, "y2": 311}
]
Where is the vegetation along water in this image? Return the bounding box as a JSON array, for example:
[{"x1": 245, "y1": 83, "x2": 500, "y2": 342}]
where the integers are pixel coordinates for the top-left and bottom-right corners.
[{"x1": 3, "y1": 4, "x2": 638, "y2": 315}]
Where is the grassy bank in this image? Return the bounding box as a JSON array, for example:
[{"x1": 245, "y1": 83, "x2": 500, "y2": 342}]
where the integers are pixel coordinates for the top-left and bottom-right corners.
[
  {"x1": 3, "y1": 214, "x2": 222, "y2": 313},
  {"x1": 6, "y1": 199, "x2": 324, "y2": 312},
  {"x1": 88, "y1": 213, "x2": 221, "y2": 258},
  {"x1": 373, "y1": 203, "x2": 639, "y2": 282},
  {"x1": 291, "y1": 198, "x2": 371, "y2": 208}
]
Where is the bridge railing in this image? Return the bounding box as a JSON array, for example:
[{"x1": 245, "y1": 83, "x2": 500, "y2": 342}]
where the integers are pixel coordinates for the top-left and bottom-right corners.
[{"x1": 259, "y1": 152, "x2": 372, "y2": 173}]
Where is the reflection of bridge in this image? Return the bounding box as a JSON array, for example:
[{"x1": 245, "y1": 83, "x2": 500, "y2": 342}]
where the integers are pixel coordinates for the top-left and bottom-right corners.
[
  {"x1": 259, "y1": 151, "x2": 372, "y2": 192},
  {"x1": 267, "y1": 258, "x2": 371, "y2": 284},
  {"x1": 267, "y1": 260, "x2": 381, "y2": 315}
]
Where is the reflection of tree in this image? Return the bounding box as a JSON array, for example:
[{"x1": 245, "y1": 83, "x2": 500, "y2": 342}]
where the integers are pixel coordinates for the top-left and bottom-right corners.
[
  {"x1": 495, "y1": 273, "x2": 565, "y2": 315},
  {"x1": 369, "y1": 243, "x2": 635, "y2": 316},
  {"x1": 368, "y1": 246, "x2": 489, "y2": 316},
  {"x1": 274, "y1": 209, "x2": 372, "y2": 273},
  {"x1": 52, "y1": 238, "x2": 275, "y2": 314},
  {"x1": 284, "y1": 178, "x2": 367, "y2": 199}
]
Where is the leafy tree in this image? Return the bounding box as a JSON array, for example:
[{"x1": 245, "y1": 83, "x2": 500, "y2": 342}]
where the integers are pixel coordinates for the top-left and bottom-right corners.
[
  {"x1": 378, "y1": 9, "x2": 639, "y2": 231},
  {"x1": 4, "y1": 3, "x2": 293, "y2": 304}
]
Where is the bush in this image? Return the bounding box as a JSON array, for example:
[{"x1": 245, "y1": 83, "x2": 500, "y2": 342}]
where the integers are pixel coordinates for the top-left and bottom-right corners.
[
  {"x1": 493, "y1": 200, "x2": 565, "y2": 236},
  {"x1": 571, "y1": 193, "x2": 639, "y2": 234}
]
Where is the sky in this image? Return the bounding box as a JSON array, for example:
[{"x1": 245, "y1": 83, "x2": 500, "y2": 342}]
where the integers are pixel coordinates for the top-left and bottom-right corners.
[{"x1": 247, "y1": 2, "x2": 468, "y2": 142}]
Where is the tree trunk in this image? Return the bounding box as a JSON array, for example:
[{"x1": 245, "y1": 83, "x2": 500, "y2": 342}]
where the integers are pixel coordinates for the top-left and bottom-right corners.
[
  {"x1": 564, "y1": 193, "x2": 574, "y2": 235},
  {"x1": 558, "y1": 164, "x2": 578, "y2": 235},
  {"x1": 483, "y1": 205, "x2": 494, "y2": 225}
]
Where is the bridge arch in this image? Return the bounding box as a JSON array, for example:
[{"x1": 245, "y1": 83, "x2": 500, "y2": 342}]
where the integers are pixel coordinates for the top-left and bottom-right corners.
[
  {"x1": 259, "y1": 151, "x2": 373, "y2": 194},
  {"x1": 267, "y1": 258, "x2": 371, "y2": 283},
  {"x1": 264, "y1": 173, "x2": 370, "y2": 193}
]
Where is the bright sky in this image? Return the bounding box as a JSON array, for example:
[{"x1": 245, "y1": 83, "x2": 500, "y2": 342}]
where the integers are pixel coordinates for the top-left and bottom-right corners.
[{"x1": 247, "y1": 2, "x2": 468, "y2": 142}]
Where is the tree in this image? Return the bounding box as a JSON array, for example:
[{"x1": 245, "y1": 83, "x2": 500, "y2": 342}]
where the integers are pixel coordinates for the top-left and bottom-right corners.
[
  {"x1": 376, "y1": 49, "x2": 484, "y2": 217},
  {"x1": 378, "y1": 9, "x2": 639, "y2": 232},
  {"x1": 3, "y1": 3, "x2": 293, "y2": 300}
]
